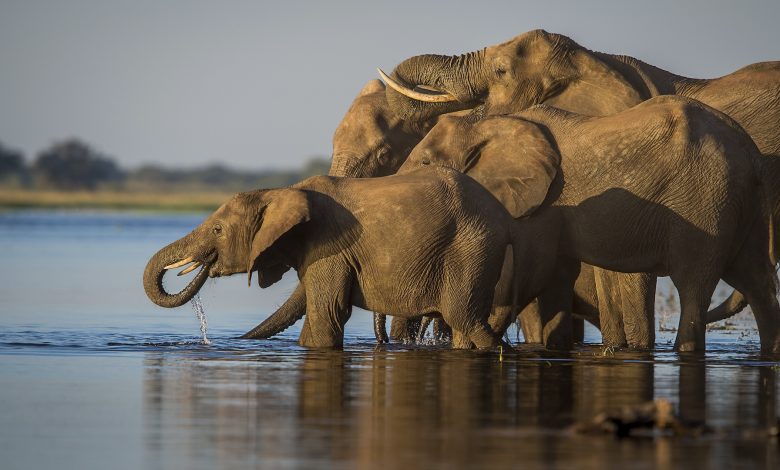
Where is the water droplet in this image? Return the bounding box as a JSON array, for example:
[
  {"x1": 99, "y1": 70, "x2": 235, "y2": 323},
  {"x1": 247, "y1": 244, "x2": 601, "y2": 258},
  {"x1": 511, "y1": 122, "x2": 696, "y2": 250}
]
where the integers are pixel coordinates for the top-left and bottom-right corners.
[{"x1": 190, "y1": 294, "x2": 211, "y2": 345}]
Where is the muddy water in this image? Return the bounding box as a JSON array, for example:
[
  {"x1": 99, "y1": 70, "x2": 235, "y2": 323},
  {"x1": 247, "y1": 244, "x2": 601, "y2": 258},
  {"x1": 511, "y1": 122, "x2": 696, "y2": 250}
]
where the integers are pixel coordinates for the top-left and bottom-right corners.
[{"x1": 1, "y1": 211, "x2": 779, "y2": 469}]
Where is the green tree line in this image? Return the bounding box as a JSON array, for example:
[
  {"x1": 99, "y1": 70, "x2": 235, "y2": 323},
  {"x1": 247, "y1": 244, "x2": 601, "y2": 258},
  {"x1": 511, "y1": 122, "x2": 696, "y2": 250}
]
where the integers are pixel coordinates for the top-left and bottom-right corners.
[{"x1": 0, "y1": 139, "x2": 329, "y2": 192}]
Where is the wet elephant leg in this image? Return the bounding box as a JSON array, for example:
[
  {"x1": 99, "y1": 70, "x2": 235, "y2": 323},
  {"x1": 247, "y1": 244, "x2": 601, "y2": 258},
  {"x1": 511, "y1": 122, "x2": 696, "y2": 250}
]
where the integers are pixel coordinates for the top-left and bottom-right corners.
[
  {"x1": 373, "y1": 313, "x2": 389, "y2": 344},
  {"x1": 571, "y1": 317, "x2": 585, "y2": 343},
  {"x1": 518, "y1": 301, "x2": 544, "y2": 343},
  {"x1": 593, "y1": 267, "x2": 628, "y2": 348},
  {"x1": 416, "y1": 316, "x2": 433, "y2": 343},
  {"x1": 432, "y1": 318, "x2": 452, "y2": 342},
  {"x1": 390, "y1": 316, "x2": 421, "y2": 343},
  {"x1": 620, "y1": 273, "x2": 656, "y2": 349},
  {"x1": 537, "y1": 261, "x2": 579, "y2": 350},
  {"x1": 300, "y1": 263, "x2": 354, "y2": 348}
]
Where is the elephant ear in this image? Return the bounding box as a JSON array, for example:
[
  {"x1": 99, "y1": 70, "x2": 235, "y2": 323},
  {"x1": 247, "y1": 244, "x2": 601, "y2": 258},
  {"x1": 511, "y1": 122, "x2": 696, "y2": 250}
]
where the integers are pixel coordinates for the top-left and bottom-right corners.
[
  {"x1": 467, "y1": 117, "x2": 560, "y2": 218},
  {"x1": 544, "y1": 49, "x2": 648, "y2": 116},
  {"x1": 248, "y1": 189, "x2": 311, "y2": 277}
]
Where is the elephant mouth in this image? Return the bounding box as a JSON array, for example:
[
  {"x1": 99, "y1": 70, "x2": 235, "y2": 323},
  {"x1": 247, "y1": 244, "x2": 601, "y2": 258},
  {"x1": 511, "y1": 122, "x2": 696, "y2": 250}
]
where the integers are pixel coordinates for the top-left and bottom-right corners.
[{"x1": 164, "y1": 251, "x2": 217, "y2": 278}]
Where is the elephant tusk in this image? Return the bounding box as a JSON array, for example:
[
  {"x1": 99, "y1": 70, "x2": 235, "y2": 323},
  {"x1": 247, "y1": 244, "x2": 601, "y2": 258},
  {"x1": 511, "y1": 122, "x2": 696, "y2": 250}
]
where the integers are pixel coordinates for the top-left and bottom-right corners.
[
  {"x1": 377, "y1": 68, "x2": 458, "y2": 103},
  {"x1": 164, "y1": 256, "x2": 194, "y2": 270},
  {"x1": 178, "y1": 261, "x2": 202, "y2": 276}
]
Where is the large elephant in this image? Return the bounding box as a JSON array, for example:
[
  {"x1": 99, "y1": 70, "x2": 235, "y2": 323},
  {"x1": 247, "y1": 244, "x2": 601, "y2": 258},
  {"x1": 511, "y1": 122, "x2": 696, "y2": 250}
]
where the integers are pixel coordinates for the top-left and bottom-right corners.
[
  {"x1": 380, "y1": 28, "x2": 780, "y2": 346},
  {"x1": 240, "y1": 80, "x2": 597, "y2": 344},
  {"x1": 397, "y1": 96, "x2": 780, "y2": 352},
  {"x1": 242, "y1": 77, "x2": 750, "y2": 347},
  {"x1": 143, "y1": 166, "x2": 516, "y2": 349}
]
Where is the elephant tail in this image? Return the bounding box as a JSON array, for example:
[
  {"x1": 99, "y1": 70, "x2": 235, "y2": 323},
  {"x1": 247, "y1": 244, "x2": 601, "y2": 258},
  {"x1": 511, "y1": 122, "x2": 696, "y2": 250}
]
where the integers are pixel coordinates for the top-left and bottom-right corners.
[
  {"x1": 705, "y1": 290, "x2": 748, "y2": 324},
  {"x1": 240, "y1": 283, "x2": 307, "y2": 339}
]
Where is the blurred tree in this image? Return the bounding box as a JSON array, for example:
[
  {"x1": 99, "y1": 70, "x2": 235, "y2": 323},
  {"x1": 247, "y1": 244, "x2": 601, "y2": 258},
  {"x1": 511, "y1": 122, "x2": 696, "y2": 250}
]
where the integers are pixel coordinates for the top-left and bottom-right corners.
[
  {"x1": 0, "y1": 142, "x2": 29, "y2": 187},
  {"x1": 33, "y1": 139, "x2": 125, "y2": 190}
]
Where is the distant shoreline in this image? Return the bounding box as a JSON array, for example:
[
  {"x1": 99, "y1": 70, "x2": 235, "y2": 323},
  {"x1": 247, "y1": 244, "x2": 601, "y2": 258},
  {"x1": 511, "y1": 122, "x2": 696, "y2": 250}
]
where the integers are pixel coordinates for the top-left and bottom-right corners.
[{"x1": 0, "y1": 189, "x2": 233, "y2": 212}]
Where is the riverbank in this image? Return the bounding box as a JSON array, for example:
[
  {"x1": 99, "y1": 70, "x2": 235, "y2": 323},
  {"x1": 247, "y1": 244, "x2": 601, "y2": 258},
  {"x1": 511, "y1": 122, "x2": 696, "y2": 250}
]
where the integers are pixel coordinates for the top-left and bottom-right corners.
[{"x1": 0, "y1": 189, "x2": 232, "y2": 212}]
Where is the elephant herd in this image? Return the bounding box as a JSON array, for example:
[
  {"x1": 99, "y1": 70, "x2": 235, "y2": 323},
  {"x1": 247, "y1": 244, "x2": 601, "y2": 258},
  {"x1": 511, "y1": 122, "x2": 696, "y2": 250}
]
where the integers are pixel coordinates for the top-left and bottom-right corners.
[{"x1": 144, "y1": 30, "x2": 780, "y2": 353}]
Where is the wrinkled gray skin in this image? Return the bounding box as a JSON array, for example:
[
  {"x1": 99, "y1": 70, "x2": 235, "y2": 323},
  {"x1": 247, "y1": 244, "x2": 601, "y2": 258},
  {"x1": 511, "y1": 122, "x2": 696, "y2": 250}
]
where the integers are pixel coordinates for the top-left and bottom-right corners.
[
  {"x1": 144, "y1": 167, "x2": 515, "y2": 349},
  {"x1": 243, "y1": 76, "x2": 753, "y2": 346},
  {"x1": 240, "y1": 80, "x2": 431, "y2": 343},
  {"x1": 385, "y1": 29, "x2": 780, "y2": 347},
  {"x1": 398, "y1": 96, "x2": 780, "y2": 353}
]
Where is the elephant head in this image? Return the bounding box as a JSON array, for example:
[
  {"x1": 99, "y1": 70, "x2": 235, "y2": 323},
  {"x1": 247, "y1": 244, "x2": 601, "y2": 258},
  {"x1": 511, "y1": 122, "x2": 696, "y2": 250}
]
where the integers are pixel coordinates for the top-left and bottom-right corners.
[
  {"x1": 399, "y1": 113, "x2": 559, "y2": 218},
  {"x1": 329, "y1": 80, "x2": 426, "y2": 178},
  {"x1": 143, "y1": 189, "x2": 310, "y2": 308},
  {"x1": 380, "y1": 29, "x2": 646, "y2": 124}
]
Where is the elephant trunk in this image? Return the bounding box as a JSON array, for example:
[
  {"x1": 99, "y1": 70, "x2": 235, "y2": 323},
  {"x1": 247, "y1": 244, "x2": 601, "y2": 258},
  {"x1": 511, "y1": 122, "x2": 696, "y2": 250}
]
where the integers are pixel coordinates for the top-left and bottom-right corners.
[
  {"x1": 240, "y1": 283, "x2": 307, "y2": 338},
  {"x1": 143, "y1": 235, "x2": 212, "y2": 308},
  {"x1": 385, "y1": 50, "x2": 488, "y2": 122}
]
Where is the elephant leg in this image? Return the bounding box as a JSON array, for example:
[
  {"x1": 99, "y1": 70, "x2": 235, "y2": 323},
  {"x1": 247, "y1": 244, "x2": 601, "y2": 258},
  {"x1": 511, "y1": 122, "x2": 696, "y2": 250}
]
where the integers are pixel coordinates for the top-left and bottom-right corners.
[
  {"x1": 451, "y1": 330, "x2": 473, "y2": 349},
  {"x1": 537, "y1": 261, "x2": 579, "y2": 350},
  {"x1": 593, "y1": 268, "x2": 627, "y2": 348},
  {"x1": 571, "y1": 317, "x2": 585, "y2": 343},
  {"x1": 596, "y1": 270, "x2": 656, "y2": 349},
  {"x1": 390, "y1": 316, "x2": 422, "y2": 343},
  {"x1": 432, "y1": 318, "x2": 452, "y2": 343},
  {"x1": 722, "y1": 248, "x2": 780, "y2": 353},
  {"x1": 620, "y1": 273, "x2": 656, "y2": 349},
  {"x1": 518, "y1": 301, "x2": 544, "y2": 343},
  {"x1": 300, "y1": 264, "x2": 353, "y2": 348},
  {"x1": 373, "y1": 313, "x2": 389, "y2": 344},
  {"x1": 672, "y1": 275, "x2": 718, "y2": 353},
  {"x1": 489, "y1": 305, "x2": 516, "y2": 340},
  {"x1": 416, "y1": 316, "x2": 433, "y2": 343},
  {"x1": 298, "y1": 314, "x2": 314, "y2": 346}
]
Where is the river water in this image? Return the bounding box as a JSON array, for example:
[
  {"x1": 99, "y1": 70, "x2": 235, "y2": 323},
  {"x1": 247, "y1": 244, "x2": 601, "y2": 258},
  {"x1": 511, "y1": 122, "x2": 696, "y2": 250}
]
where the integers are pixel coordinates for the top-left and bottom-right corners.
[{"x1": 0, "y1": 210, "x2": 778, "y2": 469}]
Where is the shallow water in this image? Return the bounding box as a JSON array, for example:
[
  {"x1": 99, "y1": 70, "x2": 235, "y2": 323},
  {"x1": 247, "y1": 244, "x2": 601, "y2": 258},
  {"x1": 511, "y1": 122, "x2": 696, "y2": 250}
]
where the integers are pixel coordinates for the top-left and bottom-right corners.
[{"x1": 0, "y1": 211, "x2": 778, "y2": 469}]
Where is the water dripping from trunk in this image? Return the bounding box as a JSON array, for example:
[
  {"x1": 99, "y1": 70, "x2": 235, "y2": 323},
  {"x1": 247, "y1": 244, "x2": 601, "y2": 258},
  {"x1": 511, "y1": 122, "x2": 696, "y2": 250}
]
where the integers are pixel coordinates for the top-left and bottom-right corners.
[{"x1": 190, "y1": 294, "x2": 211, "y2": 345}]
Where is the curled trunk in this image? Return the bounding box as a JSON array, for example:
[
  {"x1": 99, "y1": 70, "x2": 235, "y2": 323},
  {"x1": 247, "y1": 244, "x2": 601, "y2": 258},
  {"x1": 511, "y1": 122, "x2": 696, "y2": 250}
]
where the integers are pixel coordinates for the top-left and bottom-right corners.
[
  {"x1": 143, "y1": 236, "x2": 210, "y2": 308},
  {"x1": 241, "y1": 283, "x2": 307, "y2": 339},
  {"x1": 705, "y1": 290, "x2": 748, "y2": 324},
  {"x1": 386, "y1": 51, "x2": 487, "y2": 123}
]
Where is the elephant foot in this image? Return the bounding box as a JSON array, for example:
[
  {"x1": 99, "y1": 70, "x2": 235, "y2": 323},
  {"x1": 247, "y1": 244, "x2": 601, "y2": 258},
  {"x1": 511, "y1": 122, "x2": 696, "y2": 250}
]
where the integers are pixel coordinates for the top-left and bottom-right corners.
[{"x1": 673, "y1": 340, "x2": 703, "y2": 353}]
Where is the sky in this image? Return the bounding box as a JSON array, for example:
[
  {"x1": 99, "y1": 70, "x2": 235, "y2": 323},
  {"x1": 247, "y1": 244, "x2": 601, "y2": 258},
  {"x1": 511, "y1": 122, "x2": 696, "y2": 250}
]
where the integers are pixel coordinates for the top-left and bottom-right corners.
[{"x1": 1, "y1": 0, "x2": 778, "y2": 170}]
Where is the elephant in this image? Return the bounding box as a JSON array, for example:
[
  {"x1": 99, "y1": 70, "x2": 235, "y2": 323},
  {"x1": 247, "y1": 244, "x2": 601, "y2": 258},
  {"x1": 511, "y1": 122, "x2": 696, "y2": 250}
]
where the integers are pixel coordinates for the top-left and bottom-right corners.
[
  {"x1": 397, "y1": 95, "x2": 780, "y2": 353},
  {"x1": 143, "y1": 166, "x2": 518, "y2": 349},
  {"x1": 239, "y1": 79, "x2": 434, "y2": 344},
  {"x1": 379, "y1": 28, "x2": 780, "y2": 347},
  {"x1": 242, "y1": 77, "x2": 751, "y2": 348}
]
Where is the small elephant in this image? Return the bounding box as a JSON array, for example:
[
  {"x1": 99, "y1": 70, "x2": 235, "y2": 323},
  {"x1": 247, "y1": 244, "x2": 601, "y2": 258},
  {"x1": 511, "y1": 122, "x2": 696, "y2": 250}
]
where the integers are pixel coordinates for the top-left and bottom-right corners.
[
  {"x1": 143, "y1": 166, "x2": 515, "y2": 349},
  {"x1": 399, "y1": 95, "x2": 780, "y2": 353}
]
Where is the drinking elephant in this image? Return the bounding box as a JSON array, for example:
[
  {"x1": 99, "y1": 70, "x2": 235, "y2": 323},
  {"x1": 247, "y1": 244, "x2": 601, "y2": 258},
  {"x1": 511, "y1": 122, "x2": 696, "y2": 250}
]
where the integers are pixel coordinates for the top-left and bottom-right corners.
[
  {"x1": 239, "y1": 80, "x2": 433, "y2": 344},
  {"x1": 242, "y1": 76, "x2": 753, "y2": 348},
  {"x1": 144, "y1": 166, "x2": 517, "y2": 349},
  {"x1": 397, "y1": 96, "x2": 780, "y2": 353},
  {"x1": 379, "y1": 28, "x2": 780, "y2": 347}
]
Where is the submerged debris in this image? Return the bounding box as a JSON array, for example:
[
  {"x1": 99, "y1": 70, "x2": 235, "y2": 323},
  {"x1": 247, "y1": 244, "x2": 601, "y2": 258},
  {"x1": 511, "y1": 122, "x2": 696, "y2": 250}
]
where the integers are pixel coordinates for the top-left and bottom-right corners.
[{"x1": 571, "y1": 399, "x2": 710, "y2": 438}]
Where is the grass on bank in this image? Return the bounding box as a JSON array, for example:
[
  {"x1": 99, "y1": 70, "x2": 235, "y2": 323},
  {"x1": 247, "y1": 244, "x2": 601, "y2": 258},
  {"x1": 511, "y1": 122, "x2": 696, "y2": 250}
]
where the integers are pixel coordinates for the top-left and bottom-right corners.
[{"x1": 0, "y1": 189, "x2": 235, "y2": 212}]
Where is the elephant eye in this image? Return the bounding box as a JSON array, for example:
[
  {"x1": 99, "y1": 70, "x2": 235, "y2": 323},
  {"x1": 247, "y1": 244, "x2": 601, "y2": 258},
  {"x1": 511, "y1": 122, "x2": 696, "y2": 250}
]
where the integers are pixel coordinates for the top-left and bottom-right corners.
[
  {"x1": 212, "y1": 224, "x2": 223, "y2": 235},
  {"x1": 376, "y1": 147, "x2": 389, "y2": 163}
]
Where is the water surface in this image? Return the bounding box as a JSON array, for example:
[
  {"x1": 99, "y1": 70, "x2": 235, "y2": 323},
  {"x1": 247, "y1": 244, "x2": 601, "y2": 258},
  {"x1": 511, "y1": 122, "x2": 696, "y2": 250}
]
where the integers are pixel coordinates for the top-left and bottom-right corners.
[{"x1": 0, "y1": 211, "x2": 778, "y2": 469}]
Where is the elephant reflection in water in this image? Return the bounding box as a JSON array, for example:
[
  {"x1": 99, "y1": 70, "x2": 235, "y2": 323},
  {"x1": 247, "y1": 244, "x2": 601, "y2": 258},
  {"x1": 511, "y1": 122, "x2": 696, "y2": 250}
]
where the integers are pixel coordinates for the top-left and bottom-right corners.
[{"x1": 140, "y1": 351, "x2": 780, "y2": 467}]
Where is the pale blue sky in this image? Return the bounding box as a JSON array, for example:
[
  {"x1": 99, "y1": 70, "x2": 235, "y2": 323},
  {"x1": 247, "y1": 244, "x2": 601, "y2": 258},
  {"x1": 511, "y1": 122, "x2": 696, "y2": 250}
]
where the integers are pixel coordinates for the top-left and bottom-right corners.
[{"x1": 1, "y1": 0, "x2": 778, "y2": 170}]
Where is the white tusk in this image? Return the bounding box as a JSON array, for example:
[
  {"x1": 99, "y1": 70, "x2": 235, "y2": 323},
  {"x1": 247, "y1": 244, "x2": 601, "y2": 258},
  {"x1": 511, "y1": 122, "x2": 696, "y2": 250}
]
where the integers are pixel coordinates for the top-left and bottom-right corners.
[
  {"x1": 377, "y1": 68, "x2": 458, "y2": 103},
  {"x1": 178, "y1": 261, "x2": 202, "y2": 276},
  {"x1": 164, "y1": 256, "x2": 194, "y2": 270}
]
